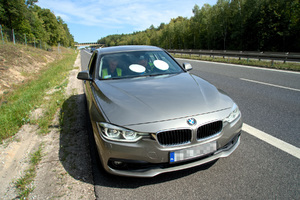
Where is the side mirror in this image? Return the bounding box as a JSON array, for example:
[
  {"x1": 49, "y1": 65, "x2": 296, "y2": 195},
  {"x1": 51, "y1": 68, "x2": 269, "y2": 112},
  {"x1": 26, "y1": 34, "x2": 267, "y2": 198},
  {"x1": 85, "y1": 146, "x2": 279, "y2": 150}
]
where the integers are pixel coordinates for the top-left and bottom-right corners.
[
  {"x1": 77, "y1": 70, "x2": 92, "y2": 81},
  {"x1": 183, "y1": 63, "x2": 193, "y2": 71}
]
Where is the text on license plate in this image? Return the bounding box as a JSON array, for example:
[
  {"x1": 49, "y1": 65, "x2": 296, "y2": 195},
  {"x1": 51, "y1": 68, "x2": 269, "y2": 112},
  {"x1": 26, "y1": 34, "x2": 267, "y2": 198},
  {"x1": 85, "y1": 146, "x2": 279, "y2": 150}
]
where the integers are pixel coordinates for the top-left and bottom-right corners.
[{"x1": 170, "y1": 141, "x2": 217, "y2": 163}]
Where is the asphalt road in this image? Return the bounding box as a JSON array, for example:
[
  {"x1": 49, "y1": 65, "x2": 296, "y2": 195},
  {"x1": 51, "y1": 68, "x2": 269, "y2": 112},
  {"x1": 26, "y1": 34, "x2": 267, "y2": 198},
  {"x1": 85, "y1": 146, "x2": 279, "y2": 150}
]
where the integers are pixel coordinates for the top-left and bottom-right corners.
[{"x1": 80, "y1": 50, "x2": 300, "y2": 200}]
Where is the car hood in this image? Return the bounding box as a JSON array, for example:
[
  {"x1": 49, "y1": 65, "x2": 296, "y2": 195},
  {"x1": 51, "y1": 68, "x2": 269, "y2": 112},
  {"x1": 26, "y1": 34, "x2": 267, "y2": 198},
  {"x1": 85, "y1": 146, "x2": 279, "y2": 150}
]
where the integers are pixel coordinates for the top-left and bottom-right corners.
[{"x1": 94, "y1": 73, "x2": 233, "y2": 126}]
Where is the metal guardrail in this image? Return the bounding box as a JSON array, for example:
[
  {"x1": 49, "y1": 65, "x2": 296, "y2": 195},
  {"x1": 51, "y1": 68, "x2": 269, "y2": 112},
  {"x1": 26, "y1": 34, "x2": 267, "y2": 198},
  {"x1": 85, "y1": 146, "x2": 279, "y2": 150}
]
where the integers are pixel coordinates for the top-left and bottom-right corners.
[{"x1": 167, "y1": 49, "x2": 300, "y2": 63}]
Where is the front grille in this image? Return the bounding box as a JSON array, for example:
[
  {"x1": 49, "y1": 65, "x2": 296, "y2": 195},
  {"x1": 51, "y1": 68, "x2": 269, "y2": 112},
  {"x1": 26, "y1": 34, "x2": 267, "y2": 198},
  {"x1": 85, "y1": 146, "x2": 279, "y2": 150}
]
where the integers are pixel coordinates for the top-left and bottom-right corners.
[
  {"x1": 197, "y1": 121, "x2": 223, "y2": 140},
  {"x1": 157, "y1": 129, "x2": 191, "y2": 146}
]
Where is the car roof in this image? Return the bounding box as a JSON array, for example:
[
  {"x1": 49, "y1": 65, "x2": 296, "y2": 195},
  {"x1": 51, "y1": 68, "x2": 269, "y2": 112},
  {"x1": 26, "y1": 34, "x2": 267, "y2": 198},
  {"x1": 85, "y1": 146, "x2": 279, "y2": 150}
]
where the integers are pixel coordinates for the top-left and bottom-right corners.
[{"x1": 97, "y1": 45, "x2": 163, "y2": 54}]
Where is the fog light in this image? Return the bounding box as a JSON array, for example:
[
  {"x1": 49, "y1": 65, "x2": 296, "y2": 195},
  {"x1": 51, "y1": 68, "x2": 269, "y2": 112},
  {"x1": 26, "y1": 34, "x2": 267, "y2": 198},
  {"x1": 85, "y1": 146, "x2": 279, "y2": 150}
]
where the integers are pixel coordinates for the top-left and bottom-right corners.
[{"x1": 113, "y1": 161, "x2": 123, "y2": 166}]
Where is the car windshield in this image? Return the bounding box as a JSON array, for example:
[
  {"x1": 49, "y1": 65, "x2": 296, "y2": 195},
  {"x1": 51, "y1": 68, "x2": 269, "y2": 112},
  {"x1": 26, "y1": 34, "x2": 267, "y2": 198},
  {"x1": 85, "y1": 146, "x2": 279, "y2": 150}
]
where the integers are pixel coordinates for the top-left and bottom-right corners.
[{"x1": 98, "y1": 51, "x2": 183, "y2": 79}]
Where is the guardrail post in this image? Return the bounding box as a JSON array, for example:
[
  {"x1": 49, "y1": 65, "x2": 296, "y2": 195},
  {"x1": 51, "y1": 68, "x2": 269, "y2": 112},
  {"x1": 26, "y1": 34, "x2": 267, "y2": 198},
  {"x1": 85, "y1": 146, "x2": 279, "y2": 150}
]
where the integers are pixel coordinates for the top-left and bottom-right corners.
[
  {"x1": 259, "y1": 52, "x2": 263, "y2": 61},
  {"x1": 58, "y1": 43, "x2": 61, "y2": 53},
  {"x1": 284, "y1": 52, "x2": 288, "y2": 64},
  {"x1": 24, "y1": 33, "x2": 27, "y2": 46},
  {"x1": 12, "y1": 29, "x2": 15, "y2": 45},
  {"x1": 0, "y1": 25, "x2": 4, "y2": 44}
]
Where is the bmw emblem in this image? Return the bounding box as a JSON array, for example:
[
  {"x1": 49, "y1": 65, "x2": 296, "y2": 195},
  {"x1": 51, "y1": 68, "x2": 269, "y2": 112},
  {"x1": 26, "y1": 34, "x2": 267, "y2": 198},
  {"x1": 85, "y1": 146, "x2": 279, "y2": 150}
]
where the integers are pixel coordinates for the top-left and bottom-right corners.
[{"x1": 187, "y1": 118, "x2": 197, "y2": 126}]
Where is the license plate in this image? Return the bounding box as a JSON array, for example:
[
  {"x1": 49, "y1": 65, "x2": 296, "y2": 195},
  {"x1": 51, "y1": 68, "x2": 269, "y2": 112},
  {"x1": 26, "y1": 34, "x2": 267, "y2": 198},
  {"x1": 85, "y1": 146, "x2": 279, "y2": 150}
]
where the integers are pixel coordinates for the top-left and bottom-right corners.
[{"x1": 170, "y1": 141, "x2": 217, "y2": 163}]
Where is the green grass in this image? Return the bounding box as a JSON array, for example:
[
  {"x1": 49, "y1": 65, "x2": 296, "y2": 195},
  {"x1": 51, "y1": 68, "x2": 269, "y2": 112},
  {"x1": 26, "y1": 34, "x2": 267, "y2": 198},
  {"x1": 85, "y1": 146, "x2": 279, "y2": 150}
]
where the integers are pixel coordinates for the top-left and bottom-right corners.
[
  {"x1": 14, "y1": 144, "x2": 43, "y2": 199},
  {"x1": 0, "y1": 51, "x2": 77, "y2": 142},
  {"x1": 34, "y1": 80, "x2": 69, "y2": 135},
  {"x1": 173, "y1": 54, "x2": 300, "y2": 71}
]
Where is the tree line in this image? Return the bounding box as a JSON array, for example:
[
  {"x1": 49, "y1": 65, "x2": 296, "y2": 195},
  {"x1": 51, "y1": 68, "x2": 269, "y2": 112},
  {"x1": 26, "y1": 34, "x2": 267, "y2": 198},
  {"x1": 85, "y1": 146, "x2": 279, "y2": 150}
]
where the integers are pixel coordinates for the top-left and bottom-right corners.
[
  {"x1": 0, "y1": 0, "x2": 74, "y2": 47},
  {"x1": 98, "y1": 0, "x2": 300, "y2": 52}
]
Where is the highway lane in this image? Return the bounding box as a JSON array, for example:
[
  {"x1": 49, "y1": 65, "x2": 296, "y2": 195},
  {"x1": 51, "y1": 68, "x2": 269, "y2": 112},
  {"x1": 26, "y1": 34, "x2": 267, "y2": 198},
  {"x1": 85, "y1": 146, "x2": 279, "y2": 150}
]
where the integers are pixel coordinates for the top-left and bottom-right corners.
[
  {"x1": 176, "y1": 58, "x2": 300, "y2": 148},
  {"x1": 80, "y1": 50, "x2": 299, "y2": 199}
]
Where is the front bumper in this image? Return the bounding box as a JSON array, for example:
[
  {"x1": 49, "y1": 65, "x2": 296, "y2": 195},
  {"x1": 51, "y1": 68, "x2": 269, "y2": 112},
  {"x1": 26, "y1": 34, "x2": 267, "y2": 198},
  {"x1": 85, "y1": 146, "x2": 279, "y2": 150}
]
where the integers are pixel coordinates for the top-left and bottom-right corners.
[
  {"x1": 107, "y1": 133, "x2": 240, "y2": 177},
  {"x1": 92, "y1": 115, "x2": 242, "y2": 177}
]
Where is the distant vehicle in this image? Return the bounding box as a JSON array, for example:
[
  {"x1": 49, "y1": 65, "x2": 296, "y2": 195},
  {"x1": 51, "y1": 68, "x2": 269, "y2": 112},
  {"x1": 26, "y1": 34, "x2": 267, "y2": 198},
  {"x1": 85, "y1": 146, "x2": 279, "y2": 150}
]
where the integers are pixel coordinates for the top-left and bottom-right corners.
[
  {"x1": 90, "y1": 47, "x2": 96, "y2": 53},
  {"x1": 77, "y1": 45, "x2": 242, "y2": 177}
]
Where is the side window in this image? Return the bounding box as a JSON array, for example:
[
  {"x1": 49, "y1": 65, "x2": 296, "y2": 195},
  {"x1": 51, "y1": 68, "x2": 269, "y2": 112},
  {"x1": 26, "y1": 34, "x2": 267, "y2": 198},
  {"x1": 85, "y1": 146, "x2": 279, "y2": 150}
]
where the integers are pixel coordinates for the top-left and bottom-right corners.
[{"x1": 88, "y1": 52, "x2": 97, "y2": 76}]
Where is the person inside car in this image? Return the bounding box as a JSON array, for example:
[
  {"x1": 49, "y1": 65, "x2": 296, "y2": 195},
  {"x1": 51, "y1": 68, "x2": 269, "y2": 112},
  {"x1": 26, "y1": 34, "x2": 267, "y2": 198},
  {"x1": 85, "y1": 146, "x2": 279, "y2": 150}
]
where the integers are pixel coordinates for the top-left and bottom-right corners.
[
  {"x1": 102, "y1": 56, "x2": 122, "y2": 79},
  {"x1": 137, "y1": 54, "x2": 155, "y2": 73}
]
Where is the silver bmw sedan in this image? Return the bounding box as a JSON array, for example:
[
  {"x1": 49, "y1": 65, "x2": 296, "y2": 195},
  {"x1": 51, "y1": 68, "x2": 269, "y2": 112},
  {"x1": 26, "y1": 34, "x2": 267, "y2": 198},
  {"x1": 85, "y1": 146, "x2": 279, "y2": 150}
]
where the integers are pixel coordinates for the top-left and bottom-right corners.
[{"x1": 77, "y1": 45, "x2": 242, "y2": 177}]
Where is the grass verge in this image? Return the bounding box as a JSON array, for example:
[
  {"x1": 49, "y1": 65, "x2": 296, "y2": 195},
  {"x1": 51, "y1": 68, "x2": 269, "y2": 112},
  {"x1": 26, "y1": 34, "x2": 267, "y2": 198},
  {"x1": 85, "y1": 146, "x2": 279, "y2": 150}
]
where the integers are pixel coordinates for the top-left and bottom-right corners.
[
  {"x1": 173, "y1": 54, "x2": 300, "y2": 71},
  {"x1": 0, "y1": 51, "x2": 77, "y2": 142},
  {"x1": 34, "y1": 80, "x2": 69, "y2": 134},
  {"x1": 14, "y1": 144, "x2": 43, "y2": 199}
]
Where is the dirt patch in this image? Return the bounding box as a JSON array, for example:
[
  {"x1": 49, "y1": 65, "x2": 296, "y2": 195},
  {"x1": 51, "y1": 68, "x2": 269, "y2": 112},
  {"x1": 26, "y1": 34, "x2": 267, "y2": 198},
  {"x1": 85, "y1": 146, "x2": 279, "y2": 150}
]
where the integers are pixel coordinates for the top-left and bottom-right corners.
[
  {"x1": 0, "y1": 124, "x2": 41, "y2": 199},
  {"x1": 0, "y1": 53, "x2": 95, "y2": 199}
]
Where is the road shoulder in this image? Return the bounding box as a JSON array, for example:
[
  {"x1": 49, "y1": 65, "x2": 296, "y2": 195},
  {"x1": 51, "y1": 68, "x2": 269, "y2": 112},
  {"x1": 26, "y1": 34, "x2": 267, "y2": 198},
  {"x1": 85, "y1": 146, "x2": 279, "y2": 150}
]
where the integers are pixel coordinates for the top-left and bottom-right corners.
[{"x1": 0, "y1": 53, "x2": 95, "y2": 199}]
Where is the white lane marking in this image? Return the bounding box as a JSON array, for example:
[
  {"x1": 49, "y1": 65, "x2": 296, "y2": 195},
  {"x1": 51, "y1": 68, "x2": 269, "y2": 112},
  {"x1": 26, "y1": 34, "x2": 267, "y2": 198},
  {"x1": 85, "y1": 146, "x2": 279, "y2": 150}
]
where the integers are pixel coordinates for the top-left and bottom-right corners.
[
  {"x1": 240, "y1": 78, "x2": 300, "y2": 92},
  {"x1": 242, "y1": 124, "x2": 300, "y2": 159},
  {"x1": 176, "y1": 58, "x2": 300, "y2": 74}
]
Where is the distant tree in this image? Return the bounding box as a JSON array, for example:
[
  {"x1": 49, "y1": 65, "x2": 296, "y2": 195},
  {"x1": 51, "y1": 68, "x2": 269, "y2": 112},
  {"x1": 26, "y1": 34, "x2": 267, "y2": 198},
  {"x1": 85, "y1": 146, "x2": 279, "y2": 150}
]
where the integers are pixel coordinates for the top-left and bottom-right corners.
[
  {"x1": 157, "y1": 23, "x2": 165, "y2": 30},
  {"x1": 28, "y1": 5, "x2": 48, "y2": 42},
  {"x1": 258, "y1": 0, "x2": 299, "y2": 51},
  {"x1": 0, "y1": 0, "x2": 74, "y2": 47},
  {"x1": 191, "y1": 4, "x2": 213, "y2": 49},
  {"x1": 214, "y1": 0, "x2": 231, "y2": 50},
  {"x1": 0, "y1": 0, "x2": 30, "y2": 33},
  {"x1": 227, "y1": 0, "x2": 245, "y2": 50},
  {"x1": 25, "y1": 0, "x2": 38, "y2": 7},
  {"x1": 37, "y1": 8, "x2": 60, "y2": 45}
]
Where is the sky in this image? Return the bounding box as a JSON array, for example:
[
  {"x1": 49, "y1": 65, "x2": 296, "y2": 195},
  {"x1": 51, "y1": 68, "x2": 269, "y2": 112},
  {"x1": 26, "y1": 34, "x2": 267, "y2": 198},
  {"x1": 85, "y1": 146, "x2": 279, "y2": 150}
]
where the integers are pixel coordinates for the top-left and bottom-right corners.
[{"x1": 36, "y1": 0, "x2": 217, "y2": 43}]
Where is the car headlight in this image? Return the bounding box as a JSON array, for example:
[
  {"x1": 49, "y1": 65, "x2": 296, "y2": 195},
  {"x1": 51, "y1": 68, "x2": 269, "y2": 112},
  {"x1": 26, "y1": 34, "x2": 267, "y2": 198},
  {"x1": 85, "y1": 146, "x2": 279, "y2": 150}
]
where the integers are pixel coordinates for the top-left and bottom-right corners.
[
  {"x1": 224, "y1": 103, "x2": 241, "y2": 123},
  {"x1": 97, "y1": 122, "x2": 147, "y2": 142}
]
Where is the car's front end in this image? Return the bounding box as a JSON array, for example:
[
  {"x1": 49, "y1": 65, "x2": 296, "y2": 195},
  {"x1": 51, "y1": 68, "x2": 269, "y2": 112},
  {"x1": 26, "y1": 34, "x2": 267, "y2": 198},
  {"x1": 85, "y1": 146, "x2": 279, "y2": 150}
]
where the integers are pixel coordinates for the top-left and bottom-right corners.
[{"x1": 91, "y1": 102, "x2": 242, "y2": 177}]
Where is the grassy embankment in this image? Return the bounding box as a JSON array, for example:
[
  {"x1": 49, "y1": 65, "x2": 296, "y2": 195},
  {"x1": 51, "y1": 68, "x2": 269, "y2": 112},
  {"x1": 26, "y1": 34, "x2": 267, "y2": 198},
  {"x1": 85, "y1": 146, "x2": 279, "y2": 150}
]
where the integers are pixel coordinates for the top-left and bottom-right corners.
[
  {"x1": 173, "y1": 54, "x2": 300, "y2": 71},
  {"x1": 0, "y1": 43, "x2": 77, "y2": 142}
]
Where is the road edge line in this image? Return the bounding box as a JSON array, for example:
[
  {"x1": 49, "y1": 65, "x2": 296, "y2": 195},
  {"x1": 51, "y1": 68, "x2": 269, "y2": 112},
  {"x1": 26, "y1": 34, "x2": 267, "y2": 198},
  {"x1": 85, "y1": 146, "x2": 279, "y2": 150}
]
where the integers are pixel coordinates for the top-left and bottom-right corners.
[{"x1": 242, "y1": 124, "x2": 300, "y2": 159}]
